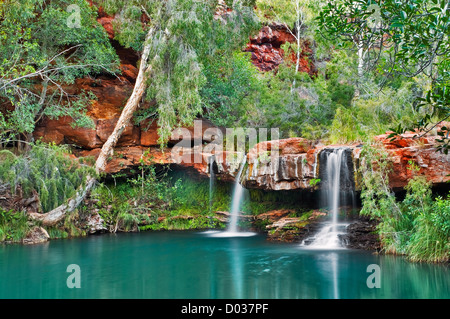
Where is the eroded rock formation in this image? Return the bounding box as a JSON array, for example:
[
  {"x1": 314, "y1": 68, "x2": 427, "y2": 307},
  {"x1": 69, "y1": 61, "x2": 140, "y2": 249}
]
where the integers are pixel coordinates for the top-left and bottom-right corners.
[{"x1": 244, "y1": 22, "x2": 316, "y2": 75}]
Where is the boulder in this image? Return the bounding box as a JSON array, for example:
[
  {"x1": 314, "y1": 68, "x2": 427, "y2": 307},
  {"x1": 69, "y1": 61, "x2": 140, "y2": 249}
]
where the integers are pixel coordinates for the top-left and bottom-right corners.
[
  {"x1": 265, "y1": 210, "x2": 326, "y2": 242},
  {"x1": 373, "y1": 132, "x2": 450, "y2": 189},
  {"x1": 120, "y1": 64, "x2": 139, "y2": 82},
  {"x1": 255, "y1": 209, "x2": 293, "y2": 223},
  {"x1": 140, "y1": 120, "x2": 160, "y2": 147},
  {"x1": 22, "y1": 227, "x2": 50, "y2": 245},
  {"x1": 96, "y1": 118, "x2": 140, "y2": 146},
  {"x1": 214, "y1": 211, "x2": 254, "y2": 221},
  {"x1": 265, "y1": 217, "x2": 307, "y2": 230},
  {"x1": 339, "y1": 217, "x2": 381, "y2": 250},
  {"x1": 85, "y1": 212, "x2": 107, "y2": 234},
  {"x1": 34, "y1": 116, "x2": 102, "y2": 149}
]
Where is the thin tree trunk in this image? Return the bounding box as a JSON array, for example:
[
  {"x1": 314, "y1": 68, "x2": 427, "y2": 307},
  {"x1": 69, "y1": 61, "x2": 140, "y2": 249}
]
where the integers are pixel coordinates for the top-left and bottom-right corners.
[
  {"x1": 29, "y1": 29, "x2": 154, "y2": 227},
  {"x1": 95, "y1": 66, "x2": 150, "y2": 173},
  {"x1": 355, "y1": 36, "x2": 365, "y2": 98}
]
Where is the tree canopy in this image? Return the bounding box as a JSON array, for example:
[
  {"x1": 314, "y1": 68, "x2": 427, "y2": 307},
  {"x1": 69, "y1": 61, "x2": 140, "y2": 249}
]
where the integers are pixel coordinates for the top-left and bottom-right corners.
[
  {"x1": 0, "y1": 0, "x2": 119, "y2": 143},
  {"x1": 317, "y1": 0, "x2": 450, "y2": 151},
  {"x1": 100, "y1": 0, "x2": 259, "y2": 143}
]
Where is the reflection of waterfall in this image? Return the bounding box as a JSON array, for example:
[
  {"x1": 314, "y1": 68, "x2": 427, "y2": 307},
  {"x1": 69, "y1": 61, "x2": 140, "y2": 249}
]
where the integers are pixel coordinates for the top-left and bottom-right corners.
[
  {"x1": 331, "y1": 252, "x2": 339, "y2": 299},
  {"x1": 227, "y1": 156, "x2": 247, "y2": 233},
  {"x1": 231, "y1": 239, "x2": 243, "y2": 298},
  {"x1": 302, "y1": 148, "x2": 354, "y2": 249}
]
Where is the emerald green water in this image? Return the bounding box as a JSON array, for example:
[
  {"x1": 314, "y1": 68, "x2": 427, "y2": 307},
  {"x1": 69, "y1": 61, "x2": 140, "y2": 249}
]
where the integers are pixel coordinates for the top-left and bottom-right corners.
[{"x1": 0, "y1": 231, "x2": 448, "y2": 299}]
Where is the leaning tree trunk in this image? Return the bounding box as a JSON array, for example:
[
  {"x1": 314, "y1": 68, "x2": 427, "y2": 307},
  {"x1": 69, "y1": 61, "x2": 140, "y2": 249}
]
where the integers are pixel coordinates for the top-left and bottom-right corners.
[
  {"x1": 29, "y1": 29, "x2": 154, "y2": 227},
  {"x1": 95, "y1": 30, "x2": 153, "y2": 173}
]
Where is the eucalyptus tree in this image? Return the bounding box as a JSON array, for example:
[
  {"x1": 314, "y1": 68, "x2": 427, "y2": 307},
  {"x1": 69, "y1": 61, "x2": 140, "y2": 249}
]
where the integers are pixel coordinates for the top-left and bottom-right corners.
[
  {"x1": 95, "y1": 0, "x2": 258, "y2": 172},
  {"x1": 0, "y1": 0, "x2": 119, "y2": 146},
  {"x1": 35, "y1": 0, "x2": 259, "y2": 225}
]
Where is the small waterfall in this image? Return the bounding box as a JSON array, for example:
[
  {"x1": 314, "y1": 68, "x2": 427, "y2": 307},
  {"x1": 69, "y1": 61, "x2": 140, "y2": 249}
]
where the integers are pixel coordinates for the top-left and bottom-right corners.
[
  {"x1": 204, "y1": 154, "x2": 255, "y2": 237},
  {"x1": 327, "y1": 149, "x2": 343, "y2": 230},
  {"x1": 302, "y1": 147, "x2": 354, "y2": 249},
  {"x1": 209, "y1": 155, "x2": 216, "y2": 215},
  {"x1": 227, "y1": 156, "x2": 247, "y2": 233}
]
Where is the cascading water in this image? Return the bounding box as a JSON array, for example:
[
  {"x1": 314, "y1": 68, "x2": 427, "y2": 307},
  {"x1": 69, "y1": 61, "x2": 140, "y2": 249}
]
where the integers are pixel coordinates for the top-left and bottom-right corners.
[
  {"x1": 209, "y1": 155, "x2": 216, "y2": 215},
  {"x1": 205, "y1": 155, "x2": 255, "y2": 237},
  {"x1": 302, "y1": 148, "x2": 354, "y2": 249},
  {"x1": 227, "y1": 156, "x2": 247, "y2": 233}
]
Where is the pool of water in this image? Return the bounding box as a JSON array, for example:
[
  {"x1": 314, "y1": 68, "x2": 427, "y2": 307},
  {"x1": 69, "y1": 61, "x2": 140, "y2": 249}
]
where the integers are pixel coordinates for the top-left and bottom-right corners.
[{"x1": 0, "y1": 231, "x2": 448, "y2": 299}]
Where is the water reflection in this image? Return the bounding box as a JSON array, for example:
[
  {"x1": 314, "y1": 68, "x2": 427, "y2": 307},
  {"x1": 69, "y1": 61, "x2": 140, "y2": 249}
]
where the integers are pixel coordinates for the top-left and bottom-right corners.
[
  {"x1": 230, "y1": 239, "x2": 243, "y2": 298},
  {"x1": 0, "y1": 232, "x2": 448, "y2": 299},
  {"x1": 331, "y1": 252, "x2": 339, "y2": 299}
]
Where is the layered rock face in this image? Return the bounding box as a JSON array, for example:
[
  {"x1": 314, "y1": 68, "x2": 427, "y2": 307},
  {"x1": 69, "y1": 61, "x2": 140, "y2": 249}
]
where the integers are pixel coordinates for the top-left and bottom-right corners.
[
  {"x1": 243, "y1": 137, "x2": 318, "y2": 190},
  {"x1": 244, "y1": 22, "x2": 316, "y2": 75},
  {"x1": 35, "y1": 108, "x2": 450, "y2": 192},
  {"x1": 373, "y1": 132, "x2": 450, "y2": 189},
  {"x1": 239, "y1": 133, "x2": 450, "y2": 191}
]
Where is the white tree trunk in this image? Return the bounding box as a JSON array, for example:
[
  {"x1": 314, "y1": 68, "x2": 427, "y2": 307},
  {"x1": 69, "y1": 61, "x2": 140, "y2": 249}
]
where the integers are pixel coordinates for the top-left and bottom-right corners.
[
  {"x1": 29, "y1": 29, "x2": 154, "y2": 227},
  {"x1": 355, "y1": 36, "x2": 366, "y2": 98},
  {"x1": 95, "y1": 29, "x2": 153, "y2": 173}
]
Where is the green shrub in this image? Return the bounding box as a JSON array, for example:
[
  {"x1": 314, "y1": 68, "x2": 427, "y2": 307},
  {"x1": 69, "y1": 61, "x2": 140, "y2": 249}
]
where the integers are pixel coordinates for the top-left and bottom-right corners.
[
  {"x1": 406, "y1": 195, "x2": 450, "y2": 263},
  {"x1": 360, "y1": 144, "x2": 450, "y2": 262},
  {"x1": 0, "y1": 209, "x2": 30, "y2": 242},
  {"x1": 0, "y1": 142, "x2": 95, "y2": 213},
  {"x1": 89, "y1": 164, "x2": 181, "y2": 233}
]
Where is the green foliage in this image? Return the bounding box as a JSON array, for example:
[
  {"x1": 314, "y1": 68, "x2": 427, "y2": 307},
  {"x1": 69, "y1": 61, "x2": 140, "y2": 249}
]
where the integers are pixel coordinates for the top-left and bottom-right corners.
[
  {"x1": 101, "y1": 0, "x2": 259, "y2": 144},
  {"x1": 255, "y1": 0, "x2": 321, "y2": 29},
  {"x1": 359, "y1": 143, "x2": 407, "y2": 253},
  {"x1": 203, "y1": 51, "x2": 350, "y2": 140},
  {"x1": 46, "y1": 227, "x2": 69, "y2": 240},
  {"x1": 0, "y1": 0, "x2": 119, "y2": 142},
  {"x1": 360, "y1": 144, "x2": 449, "y2": 262},
  {"x1": 0, "y1": 209, "x2": 30, "y2": 242},
  {"x1": 89, "y1": 164, "x2": 182, "y2": 233},
  {"x1": 329, "y1": 77, "x2": 430, "y2": 144},
  {"x1": 90, "y1": 168, "x2": 312, "y2": 233},
  {"x1": 309, "y1": 178, "x2": 321, "y2": 188},
  {"x1": 169, "y1": 171, "x2": 233, "y2": 215},
  {"x1": 0, "y1": 142, "x2": 95, "y2": 213},
  {"x1": 202, "y1": 52, "x2": 262, "y2": 127},
  {"x1": 403, "y1": 183, "x2": 450, "y2": 263},
  {"x1": 140, "y1": 215, "x2": 216, "y2": 231},
  {"x1": 318, "y1": 0, "x2": 450, "y2": 152}
]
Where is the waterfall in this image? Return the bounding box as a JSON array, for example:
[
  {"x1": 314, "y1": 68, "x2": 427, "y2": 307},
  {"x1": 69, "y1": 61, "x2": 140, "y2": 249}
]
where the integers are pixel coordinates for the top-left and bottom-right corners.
[
  {"x1": 203, "y1": 154, "x2": 255, "y2": 237},
  {"x1": 227, "y1": 156, "x2": 247, "y2": 233},
  {"x1": 302, "y1": 147, "x2": 354, "y2": 249},
  {"x1": 327, "y1": 149, "x2": 343, "y2": 231},
  {"x1": 209, "y1": 155, "x2": 216, "y2": 215}
]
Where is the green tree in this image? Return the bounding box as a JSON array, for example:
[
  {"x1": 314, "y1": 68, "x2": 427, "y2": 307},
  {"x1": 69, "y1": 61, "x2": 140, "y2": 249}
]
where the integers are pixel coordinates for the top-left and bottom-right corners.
[
  {"x1": 38, "y1": 0, "x2": 258, "y2": 225},
  {"x1": 317, "y1": 0, "x2": 450, "y2": 151},
  {"x1": 100, "y1": 0, "x2": 258, "y2": 143},
  {"x1": 0, "y1": 0, "x2": 119, "y2": 144}
]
